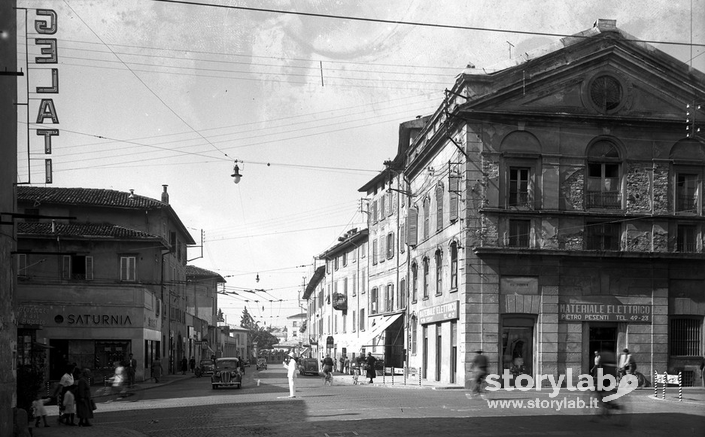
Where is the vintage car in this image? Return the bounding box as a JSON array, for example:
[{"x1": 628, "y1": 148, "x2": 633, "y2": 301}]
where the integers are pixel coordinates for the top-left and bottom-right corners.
[
  {"x1": 298, "y1": 357, "x2": 319, "y2": 376},
  {"x1": 211, "y1": 357, "x2": 243, "y2": 389},
  {"x1": 196, "y1": 359, "x2": 215, "y2": 377}
]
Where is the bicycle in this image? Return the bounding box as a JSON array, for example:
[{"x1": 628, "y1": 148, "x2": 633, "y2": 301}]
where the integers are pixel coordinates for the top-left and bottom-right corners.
[{"x1": 324, "y1": 370, "x2": 333, "y2": 386}]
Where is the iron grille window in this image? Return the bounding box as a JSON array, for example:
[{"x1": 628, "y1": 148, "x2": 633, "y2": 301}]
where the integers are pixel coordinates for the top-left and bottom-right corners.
[
  {"x1": 509, "y1": 168, "x2": 530, "y2": 207},
  {"x1": 677, "y1": 225, "x2": 697, "y2": 252},
  {"x1": 670, "y1": 317, "x2": 702, "y2": 356},
  {"x1": 508, "y1": 220, "x2": 530, "y2": 248},
  {"x1": 585, "y1": 222, "x2": 620, "y2": 250},
  {"x1": 676, "y1": 174, "x2": 699, "y2": 213}
]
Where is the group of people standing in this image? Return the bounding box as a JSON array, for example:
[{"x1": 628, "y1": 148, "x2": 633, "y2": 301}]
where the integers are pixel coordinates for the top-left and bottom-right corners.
[{"x1": 46, "y1": 364, "x2": 95, "y2": 427}]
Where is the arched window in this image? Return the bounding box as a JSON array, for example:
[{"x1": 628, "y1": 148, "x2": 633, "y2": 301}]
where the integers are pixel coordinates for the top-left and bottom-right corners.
[{"x1": 586, "y1": 140, "x2": 622, "y2": 209}]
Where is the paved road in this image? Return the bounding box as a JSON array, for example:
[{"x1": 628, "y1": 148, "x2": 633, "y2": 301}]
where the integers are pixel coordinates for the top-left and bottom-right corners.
[{"x1": 31, "y1": 365, "x2": 705, "y2": 437}]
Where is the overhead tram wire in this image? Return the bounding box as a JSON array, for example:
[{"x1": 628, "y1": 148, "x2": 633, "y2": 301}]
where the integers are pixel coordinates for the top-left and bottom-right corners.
[
  {"x1": 153, "y1": 0, "x2": 705, "y2": 49},
  {"x1": 63, "y1": 2, "x2": 234, "y2": 163}
]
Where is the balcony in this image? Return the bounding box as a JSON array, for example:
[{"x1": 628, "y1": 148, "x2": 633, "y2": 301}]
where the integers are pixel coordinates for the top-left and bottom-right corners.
[{"x1": 586, "y1": 191, "x2": 621, "y2": 209}]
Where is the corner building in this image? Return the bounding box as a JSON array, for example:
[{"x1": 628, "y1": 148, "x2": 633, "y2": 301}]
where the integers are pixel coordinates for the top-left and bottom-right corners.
[{"x1": 403, "y1": 20, "x2": 705, "y2": 387}]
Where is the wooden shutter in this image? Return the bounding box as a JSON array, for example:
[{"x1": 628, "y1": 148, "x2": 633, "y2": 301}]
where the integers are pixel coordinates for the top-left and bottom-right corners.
[
  {"x1": 62, "y1": 255, "x2": 71, "y2": 279},
  {"x1": 407, "y1": 208, "x2": 418, "y2": 246},
  {"x1": 449, "y1": 172, "x2": 459, "y2": 222},
  {"x1": 85, "y1": 256, "x2": 94, "y2": 280}
]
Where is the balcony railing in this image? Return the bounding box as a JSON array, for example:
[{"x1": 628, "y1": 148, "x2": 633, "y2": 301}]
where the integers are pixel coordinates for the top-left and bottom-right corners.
[{"x1": 586, "y1": 191, "x2": 621, "y2": 209}]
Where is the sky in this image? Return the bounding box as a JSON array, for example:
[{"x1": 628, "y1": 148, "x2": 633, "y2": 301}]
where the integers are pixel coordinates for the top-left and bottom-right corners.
[{"x1": 15, "y1": 0, "x2": 705, "y2": 327}]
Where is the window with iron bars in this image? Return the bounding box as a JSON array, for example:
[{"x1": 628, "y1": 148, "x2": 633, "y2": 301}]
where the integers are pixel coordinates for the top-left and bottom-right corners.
[
  {"x1": 670, "y1": 317, "x2": 702, "y2": 356},
  {"x1": 677, "y1": 224, "x2": 697, "y2": 252},
  {"x1": 585, "y1": 222, "x2": 620, "y2": 250},
  {"x1": 508, "y1": 219, "x2": 530, "y2": 248}
]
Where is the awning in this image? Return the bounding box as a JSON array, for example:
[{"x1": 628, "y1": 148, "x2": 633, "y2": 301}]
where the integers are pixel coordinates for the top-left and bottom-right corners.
[{"x1": 347, "y1": 312, "x2": 403, "y2": 353}]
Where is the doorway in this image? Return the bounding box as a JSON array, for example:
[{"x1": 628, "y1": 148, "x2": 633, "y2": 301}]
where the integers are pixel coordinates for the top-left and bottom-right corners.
[
  {"x1": 49, "y1": 339, "x2": 69, "y2": 380},
  {"x1": 588, "y1": 325, "x2": 617, "y2": 377}
]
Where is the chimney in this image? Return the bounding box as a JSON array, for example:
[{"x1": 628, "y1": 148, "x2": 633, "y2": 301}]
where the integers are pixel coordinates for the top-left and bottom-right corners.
[
  {"x1": 594, "y1": 19, "x2": 617, "y2": 32},
  {"x1": 161, "y1": 185, "x2": 169, "y2": 204}
]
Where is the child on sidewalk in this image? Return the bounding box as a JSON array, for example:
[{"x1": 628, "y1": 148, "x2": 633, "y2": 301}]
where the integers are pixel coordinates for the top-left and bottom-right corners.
[
  {"x1": 31, "y1": 393, "x2": 50, "y2": 428},
  {"x1": 61, "y1": 385, "x2": 76, "y2": 426}
]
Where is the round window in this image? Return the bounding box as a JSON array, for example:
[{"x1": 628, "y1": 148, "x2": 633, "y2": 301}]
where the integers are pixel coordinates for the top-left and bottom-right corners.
[{"x1": 590, "y1": 75, "x2": 623, "y2": 113}]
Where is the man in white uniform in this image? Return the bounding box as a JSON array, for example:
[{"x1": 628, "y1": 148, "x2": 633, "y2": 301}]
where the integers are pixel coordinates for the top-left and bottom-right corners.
[{"x1": 284, "y1": 352, "x2": 298, "y2": 398}]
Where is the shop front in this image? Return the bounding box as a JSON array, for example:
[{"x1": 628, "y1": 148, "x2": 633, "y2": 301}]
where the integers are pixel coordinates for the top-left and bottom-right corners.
[{"x1": 20, "y1": 303, "x2": 161, "y2": 383}]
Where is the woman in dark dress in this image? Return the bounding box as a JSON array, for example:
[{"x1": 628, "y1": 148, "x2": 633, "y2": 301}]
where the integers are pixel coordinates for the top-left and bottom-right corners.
[{"x1": 75, "y1": 368, "x2": 94, "y2": 427}]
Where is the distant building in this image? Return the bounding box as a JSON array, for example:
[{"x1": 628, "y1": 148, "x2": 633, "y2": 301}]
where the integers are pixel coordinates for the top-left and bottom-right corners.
[
  {"x1": 185, "y1": 265, "x2": 225, "y2": 363},
  {"x1": 15, "y1": 186, "x2": 195, "y2": 382}
]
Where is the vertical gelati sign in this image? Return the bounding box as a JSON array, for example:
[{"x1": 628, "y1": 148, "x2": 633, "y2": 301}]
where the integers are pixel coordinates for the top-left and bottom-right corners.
[{"x1": 33, "y1": 9, "x2": 59, "y2": 183}]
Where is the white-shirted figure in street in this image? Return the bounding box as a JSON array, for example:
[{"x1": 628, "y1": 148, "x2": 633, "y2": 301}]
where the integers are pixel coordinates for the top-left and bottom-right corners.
[{"x1": 284, "y1": 352, "x2": 298, "y2": 398}]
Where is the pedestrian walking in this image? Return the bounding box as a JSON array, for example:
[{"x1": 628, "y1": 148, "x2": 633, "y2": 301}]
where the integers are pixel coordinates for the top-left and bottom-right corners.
[
  {"x1": 365, "y1": 352, "x2": 377, "y2": 384},
  {"x1": 75, "y1": 368, "x2": 94, "y2": 427},
  {"x1": 126, "y1": 353, "x2": 137, "y2": 388},
  {"x1": 110, "y1": 361, "x2": 126, "y2": 394},
  {"x1": 470, "y1": 350, "x2": 488, "y2": 398},
  {"x1": 151, "y1": 358, "x2": 163, "y2": 383},
  {"x1": 284, "y1": 352, "x2": 298, "y2": 397},
  {"x1": 618, "y1": 348, "x2": 636, "y2": 381},
  {"x1": 189, "y1": 356, "x2": 196, "y2": 373},
  {"x1": 344, "y1": 356, "x2": 350, "y2": 374},
  {"x1": 180, "y1": 357, "x2": 188, "y2": 375},
  {"x1": 31, "y1": 392, "x2": 50, "y2": 428}
]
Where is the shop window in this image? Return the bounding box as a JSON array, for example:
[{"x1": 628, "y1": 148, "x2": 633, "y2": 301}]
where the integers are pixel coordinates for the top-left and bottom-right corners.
[
  {"x1": 95, "y1": 340, "x2": 128, "y2": 370},
  {"x1": 677, "y1": 224, "x2": 697, "y2": 252},
  {"x1": 120, "y1": 256, "x2": 136, "y2": 281},
  {"x1": 411, "y1": 317, "x2": 417, "y2": 355},
  {"x1": 676, "y1": 173, "x2": 700, "y2": 213},
  {"x1": 508, "y1": 219, "x2": 530, "y2": 248},
  {"x1": 586, "y1": 141, "x2": 622, "y2": 209},
  {"x1": 585, "y1": 222, "x2": 620, "y2": 251},
  {"x1": 670, "y1": 317, "x2": 702, "y2": 356},
  {"x1": 62, "y1": 255, "x2": 94, "y2": 280}
]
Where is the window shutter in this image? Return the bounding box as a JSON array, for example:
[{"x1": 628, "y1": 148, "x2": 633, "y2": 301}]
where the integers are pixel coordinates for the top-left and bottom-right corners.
[
  {"x1": 407, "y1": 208, "x2": 418, "y2": 246},
  {"x1": 62, "y1": 255, "x2": 71, "y2": 279},
  {"x1": 18, "y1": 254, "x2": 27, "y2": 276},
  {"x1": 388, "y1": 192, "x2": 394, "y2": 217},
  {"x1": 85, "y1": 256, "x2": 94, "y2": 280},
  {"x1": 372, "y1": 200, "x2": 378, "y2": 224},
  {"x1": 449, "y1": 172, "x2": 459, "y2": 222},
  {"x1": 379, "y1": 235, "x2": 385, "y2": 260}
]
